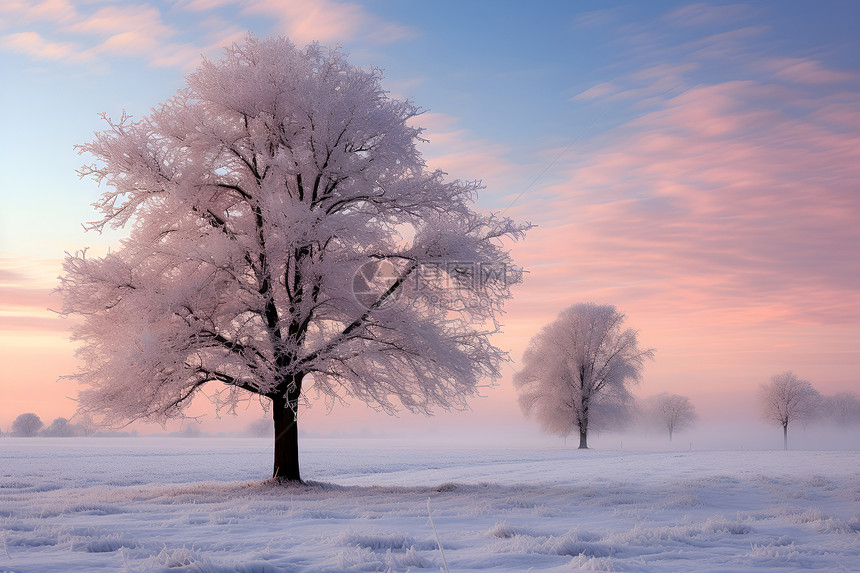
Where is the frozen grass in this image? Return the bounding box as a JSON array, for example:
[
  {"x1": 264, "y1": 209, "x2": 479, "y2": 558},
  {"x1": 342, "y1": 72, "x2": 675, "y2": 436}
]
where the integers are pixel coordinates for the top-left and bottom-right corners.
[{"x1": 0, "y1": 438, "x2": 858, "y2": 572}]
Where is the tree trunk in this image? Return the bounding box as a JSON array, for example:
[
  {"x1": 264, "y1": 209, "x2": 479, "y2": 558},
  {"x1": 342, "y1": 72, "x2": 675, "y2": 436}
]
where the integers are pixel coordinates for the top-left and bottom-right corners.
[
  {"x1": 783, "y1": 423, "x2": 788, "y2": 451},
  {"x1": 578, "y1": 427, "x2": 588, "y2": 449},
  {"x1": 272, "y1": 392, "x2": 301, "y2": 482}
]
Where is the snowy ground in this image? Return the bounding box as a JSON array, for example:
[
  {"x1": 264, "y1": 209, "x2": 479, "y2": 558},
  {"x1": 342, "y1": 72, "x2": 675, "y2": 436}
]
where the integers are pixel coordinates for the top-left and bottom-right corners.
[{"x1": 1, "y1": 438, "x2": 858, "y2": 572}]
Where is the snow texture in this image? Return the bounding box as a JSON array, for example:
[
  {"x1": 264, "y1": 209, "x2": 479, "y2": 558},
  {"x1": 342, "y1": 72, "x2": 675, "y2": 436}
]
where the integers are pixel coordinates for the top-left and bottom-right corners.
[{"x1": 1, "y1": 438, "x2": 858, "y2": 572}]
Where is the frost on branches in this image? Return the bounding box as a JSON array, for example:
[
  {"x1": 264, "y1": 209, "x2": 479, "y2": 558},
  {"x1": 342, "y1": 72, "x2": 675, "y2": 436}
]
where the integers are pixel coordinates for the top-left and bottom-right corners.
[
  {"x1": 58, "y1": 36, "x2": 529, "y2": 482},
  {"x1": 758, "y1": 371, "x2": 821, "y2": 451},
  {"x1": 514, "y1": 303, "x2": 653, "y2": 449},
  {"x1": 641, "y1": 392, "x2": 698, "y2": 441}
]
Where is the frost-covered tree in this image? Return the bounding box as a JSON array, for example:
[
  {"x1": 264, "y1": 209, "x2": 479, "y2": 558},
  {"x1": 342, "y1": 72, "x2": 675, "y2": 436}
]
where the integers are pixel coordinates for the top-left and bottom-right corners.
[
  {"x1": 12, "y1": 413, "x2": 43, "y2": 437},
  {"x1": 758, "y1": 371, "x2": 821, "y2": 450},
  {"x1": 821, "y1": 392, "x2": 860, "y2": 427},
  {"x1": 42, "y1": 417, "x2": 79, "y2": 437},
  {"x1": 643, "y1": 392, "x2": 698, "y2": 441},
  {"x1": 58, "y1": 36, "x2": 528, "y2": 482},
  {"x1": 73, "y1": 413, "x2": 98, "y2": 437},
  {"x1": 514, "y1": 303, "x2": 654, "y2": 449}
]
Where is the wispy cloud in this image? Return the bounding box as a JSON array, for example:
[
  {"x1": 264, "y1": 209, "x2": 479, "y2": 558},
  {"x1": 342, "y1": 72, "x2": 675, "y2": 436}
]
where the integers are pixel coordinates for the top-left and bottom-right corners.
[
  {"x1": 1, "y1": 0, "x2": 410, "y2": 69},
  {"x1": 571, "y1": 7, "x2": 622, "y2": 29},
  {"x1": 0, "y1": 31, "x2": 87, "y2": 61},
  {"x1": 409, "y1": 112, "x2": 526, "y2": 199},
  {"x1": 0, "y1": 260, "x2": 67, "y2": 334},
  {"x1": 0, "y1": 1, "x2": 207, "y2": 68},
  {"x1": 0, "y1": 0, "x2": 78, "y2": 24},
  {"x1": 241, "y1": 0, "x2": 414, "y2": 45},
  {"x1": 764, "y1": 57, "x2": 856, "y2": 84},
  {"x1": 518, "y1": 24, "x2": 860, "y2": 339},
  {"x1": 663, "y1": 3, "x2": 759, "y2": 27}
]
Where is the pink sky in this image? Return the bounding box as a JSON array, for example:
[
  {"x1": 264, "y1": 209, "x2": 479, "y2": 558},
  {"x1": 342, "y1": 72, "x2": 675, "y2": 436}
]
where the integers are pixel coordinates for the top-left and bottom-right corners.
[{"x1": 1, "y1": 1, "x2": 858, "y2": 439}]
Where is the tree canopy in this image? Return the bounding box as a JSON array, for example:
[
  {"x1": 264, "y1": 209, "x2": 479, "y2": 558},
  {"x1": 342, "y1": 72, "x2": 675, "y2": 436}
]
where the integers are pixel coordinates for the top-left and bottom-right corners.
[
  {"x1": 59, "y1": 36, "x2": 529, "y2": 481},
  {"x1": 642, "y1": 392, "x2": 698, "y2": 441},
  {"x1": 12, "y1": 413, "x2": 43, "y2": 437},
  {"x1": 759, "y1": 371, "x2": 820, "y2": 450},
  {"x1": 514, "y1": 303, "x2": 653, "y2": 448}
]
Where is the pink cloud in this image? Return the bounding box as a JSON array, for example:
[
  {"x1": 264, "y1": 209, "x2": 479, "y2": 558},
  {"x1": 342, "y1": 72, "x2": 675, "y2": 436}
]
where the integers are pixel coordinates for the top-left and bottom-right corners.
[
  {"x1": 765, "y1": 57, "x2": 856, "y2": 84},
  {"x1": 0, "y1": 0, "x2": 77, "y2": 24},
  {"x1": 0, "y1": 272, "x2": 66, "y2": 334},
  {"x1": 0, "y1": 1, "x2": 243, "y2": 69},
  {"x1": 175, "y1": 0, "x2": 237, "y2": 10},
  {"x1": 572, "y1": 82, "x2": 619, "y2": 101},
  {"x1": 409, "y1": 112, "x2": 524, "y2": 196},
  {"x1": 63, "y1": 5, "x2": 174, "y2": 39},
  {"x1": 0, "y1": 31, "x2": 86, "y2": 61},
  {"x1": 242, "y1": 0, "x2": 414, "y2": 45},
  {"x1": 2, "y1": 0, "x2": 412, "y2": 69},
  {"x1": 504, "y1": 55, "x2": 860, "y2": 409},
  {"x1": 663, "y1": 3, "x2": 757, "y2": 27}
]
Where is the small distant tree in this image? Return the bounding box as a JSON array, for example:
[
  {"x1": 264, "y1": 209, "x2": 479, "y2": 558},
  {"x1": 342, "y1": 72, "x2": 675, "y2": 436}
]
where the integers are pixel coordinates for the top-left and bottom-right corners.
[
  {"x1": 42, "y1": 417, "x2": 80, "y2": 437},
  {"x1": 643, "y1": 392, "x2": 698, "y2": 441},
  {"x1": 12, "y1": 413, "x2": 44, "y2": 437},
  {"x1": 246, "y1": 418, "x2": 273, "y2": 438},
  {"x1": 759, "y1": 371, "x2": 821, "y2": 450},
  {"x1": 822, "y1": 392, "x2": 860, "y2": 427},
  {"x1": 514, "y1": 303, "x2": 654, "y2": 449},
  {"x1": 73, "y1": 413, "x2": 98, "y2": 437}
]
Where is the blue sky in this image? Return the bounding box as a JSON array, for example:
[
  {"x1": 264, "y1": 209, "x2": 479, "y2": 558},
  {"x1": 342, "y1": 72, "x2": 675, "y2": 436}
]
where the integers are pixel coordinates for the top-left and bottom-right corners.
[{"x1": 1, "y1": 1, "x2": 858, "y2": 436}]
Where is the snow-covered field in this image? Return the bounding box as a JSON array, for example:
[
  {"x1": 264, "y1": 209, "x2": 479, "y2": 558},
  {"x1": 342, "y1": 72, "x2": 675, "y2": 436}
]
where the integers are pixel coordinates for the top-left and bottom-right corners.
[{"x1": 1, "y1": 438, "x2": 858, "y2": 572}]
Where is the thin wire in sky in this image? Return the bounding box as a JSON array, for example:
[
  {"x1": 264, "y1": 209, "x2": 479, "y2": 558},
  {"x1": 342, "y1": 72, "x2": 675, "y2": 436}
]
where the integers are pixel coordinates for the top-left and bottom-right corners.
[{"x1": 500, "y1": 107, "x2": 608, "y2": 215}]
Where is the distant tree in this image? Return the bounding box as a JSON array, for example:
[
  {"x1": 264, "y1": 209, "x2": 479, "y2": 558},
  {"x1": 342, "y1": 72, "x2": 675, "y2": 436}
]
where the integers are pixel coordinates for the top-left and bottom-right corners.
[
  {"x1": 172, "y1": 423, "x2": 203, "y2": 437},
  {"x1": 57, "y1": 36, "x2": 528, "y2": 482},
  {"x1": 759, "y1": 371, "x2": 821, "y2": 450},
  {"x1": 12, "y1": 413, "x2": 44, "y2": 437},
  {"x1": 514, "y1": 303, "x2": 654, "y2": 449},
  {"x1": 822, "y1": 392, "x2": 860, "y2": 427},
  {"x1": 73, "y1": 413, "x2": 98, "y2": 437},
  {"x1": 41, "y1": 417, "x2": 80, "y2": 437},
  {"x1": 643, "y1": 392, "x2": 698, "y2": 441},
  {"x1": 246, "y1": 418, "x2": 273, "y2": 438}
]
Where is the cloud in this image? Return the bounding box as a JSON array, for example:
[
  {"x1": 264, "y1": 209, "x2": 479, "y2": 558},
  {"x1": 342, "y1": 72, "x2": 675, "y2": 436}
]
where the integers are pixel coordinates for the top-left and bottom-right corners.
[
  {"x1": 520, "y1": 55, "x2": 860, "y2": 339},
  {"x1": 1, "y1": 0, "x2": 413, "y2": 69},
  {"x1": 63, "y1": 4, "x2": 173, "y2": 38},
  {"x1": 571, "y1": 7, "x2": 621, "y2": 29},
  {"x1": 663, "y1": 3, "x2": 757, "y2": 27},
  {"x1": 572, "y1": 82, "x2": 618, "y2": 101},
  {"x1": 0, "y1": 2, "x2": 190, "y2": 66},
  {"x1": 408, "y1": 112, "x2": 527, "y2": 199},
  {"x1": 241, "y1": 0, "x2": 414, "y2": 45},
  {"x1": 0, "y1": 0, "x2": 78, "y2": 24},
  {"x1": 176, "y1": 0, "x2": 414, "y2": 46},
  {"x1": 764, "y1": 57, "x2": 856, "y2": 84},
  {"x1": 0, "y1": 31, "x2": 87, "y2": 61},
  {"x1": 0, "y1": 261, "x2": 67, "y2": 334}
]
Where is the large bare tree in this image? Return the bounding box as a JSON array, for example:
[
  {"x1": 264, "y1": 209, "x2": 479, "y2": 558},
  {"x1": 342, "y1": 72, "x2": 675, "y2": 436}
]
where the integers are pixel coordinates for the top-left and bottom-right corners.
[
  {"x1": 758, "y1": 371, "x2": 821, "y2": 450},
  {"x1": 58, "y1": 36, "x2": 528, "y2": 482},
  {"x1": 514, "y1": 303, "x2": 653, "y2": 449}
]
